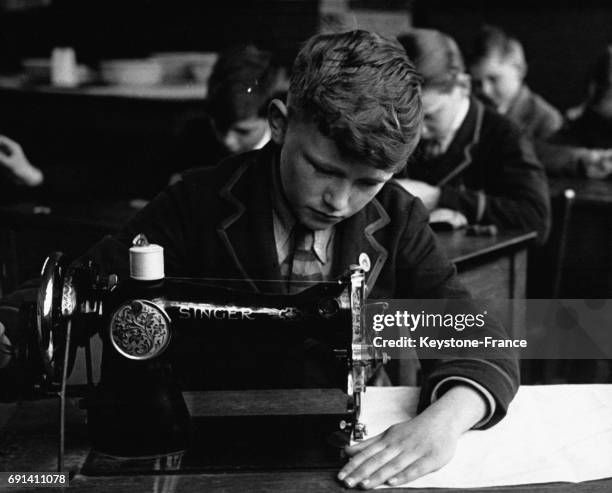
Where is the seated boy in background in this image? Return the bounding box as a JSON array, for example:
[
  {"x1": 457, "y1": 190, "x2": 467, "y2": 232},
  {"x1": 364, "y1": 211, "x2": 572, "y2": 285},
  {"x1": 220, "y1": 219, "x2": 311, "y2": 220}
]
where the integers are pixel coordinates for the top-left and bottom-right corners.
[
  {"x1": 468, "y1": 25, "x2": 612, "y2": 179},
  {"x1": 0, "y1": 46, "x2": 288, "y2": 202},
  {"x1": 0, "y1": 30, "x2": 518, "y2": 488},
  {"x1": 468, "y1": 25, "x2": 562, "y2": 140},
  {"x1": 395, "y1": 28, "x2": 550, "y2": 241},
  {"x1": 172, "y1": 44, "x2": 288, "y2": 177},
  {"x1": 553, "y1": 45, "x2": 612, "y2": 156},
  {"x1": 0, "y1": 132, "x2": 168, "y2": 203}
]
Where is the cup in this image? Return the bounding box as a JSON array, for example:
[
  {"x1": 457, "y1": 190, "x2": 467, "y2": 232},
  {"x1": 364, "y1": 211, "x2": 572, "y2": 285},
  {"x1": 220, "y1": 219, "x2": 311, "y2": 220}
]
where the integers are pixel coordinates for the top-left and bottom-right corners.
[{"x1": 51, "y1": 47, "x2": 78, "y2": 87}]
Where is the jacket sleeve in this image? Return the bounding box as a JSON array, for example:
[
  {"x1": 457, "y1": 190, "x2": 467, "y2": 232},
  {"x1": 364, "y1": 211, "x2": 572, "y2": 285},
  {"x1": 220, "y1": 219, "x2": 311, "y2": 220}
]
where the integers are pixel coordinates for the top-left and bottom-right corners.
[
  {"x1": 529, "y1": 98, "x2": 563, "y2": 141},
  {"x1": 438, "y1": 124, "x2": 551, "y2": 244},
  {"x1": 532, "y1": 140, "x2": 590, "y2": 177},
  {"x1": 395, "y1": 198, "x2": 520, "y2": 428},
  {"x1": 535, "y1": 118, "x2": 605, "y2": 177}
]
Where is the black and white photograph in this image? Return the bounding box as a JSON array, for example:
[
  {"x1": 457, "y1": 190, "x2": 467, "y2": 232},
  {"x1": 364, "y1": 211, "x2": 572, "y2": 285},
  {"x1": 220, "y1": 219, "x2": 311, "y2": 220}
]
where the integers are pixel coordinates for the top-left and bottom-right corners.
[{"x1": 0, "y1": 1, "x2": 611, "y2": 491}]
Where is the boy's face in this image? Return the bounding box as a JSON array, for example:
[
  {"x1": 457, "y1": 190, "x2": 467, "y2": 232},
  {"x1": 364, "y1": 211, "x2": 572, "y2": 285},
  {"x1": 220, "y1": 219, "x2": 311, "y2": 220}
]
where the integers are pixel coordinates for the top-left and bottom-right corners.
[
  {"x1": 271, "y1": 105, "x2": 393, "y2": 231},
  {"x1": 470, "y1": 53, "x2": 523, "y2": 112},
  {"x1": 213, "y1": 117, "x2": 269, "y2": 154},
  {"x1": 421, "y1": 85, "x2": 468, "y2": 143}
]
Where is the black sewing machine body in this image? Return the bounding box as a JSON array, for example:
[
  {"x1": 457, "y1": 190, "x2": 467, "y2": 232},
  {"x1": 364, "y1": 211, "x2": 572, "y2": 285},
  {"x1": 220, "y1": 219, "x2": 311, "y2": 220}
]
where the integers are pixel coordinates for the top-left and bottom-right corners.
[
  {"x1": 31, "y1": 240, "x2": 384, "y2": 468},
  {"x1": 101, "y1": 277, "x2": 351, "y2": 389},
  {"x1": 89, "y1": 277, "x2": 354, "y2": 456}
]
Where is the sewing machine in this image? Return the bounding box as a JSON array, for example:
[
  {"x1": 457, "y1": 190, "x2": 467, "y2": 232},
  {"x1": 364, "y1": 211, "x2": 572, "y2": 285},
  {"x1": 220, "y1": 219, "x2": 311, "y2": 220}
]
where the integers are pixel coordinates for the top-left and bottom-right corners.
[{"x1": 31, "y1": 234, "x2": 387, "y2": 472}]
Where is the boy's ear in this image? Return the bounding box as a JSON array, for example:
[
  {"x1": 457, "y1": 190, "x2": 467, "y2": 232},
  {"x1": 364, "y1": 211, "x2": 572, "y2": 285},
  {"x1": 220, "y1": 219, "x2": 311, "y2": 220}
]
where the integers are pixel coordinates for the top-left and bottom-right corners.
[{"x1": 268, "y1": 99, "x2": 289, "y2": 145}]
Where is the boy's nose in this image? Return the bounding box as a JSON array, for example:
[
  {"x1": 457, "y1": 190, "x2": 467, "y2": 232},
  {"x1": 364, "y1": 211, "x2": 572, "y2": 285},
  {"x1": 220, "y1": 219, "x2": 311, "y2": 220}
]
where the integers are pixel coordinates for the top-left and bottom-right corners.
[
  {"x1": 323, "y1": 180, "x2": 351, "y2": 212},
  {"x1": 223, "y1": 132, "x2": 241, "y2": 154}
]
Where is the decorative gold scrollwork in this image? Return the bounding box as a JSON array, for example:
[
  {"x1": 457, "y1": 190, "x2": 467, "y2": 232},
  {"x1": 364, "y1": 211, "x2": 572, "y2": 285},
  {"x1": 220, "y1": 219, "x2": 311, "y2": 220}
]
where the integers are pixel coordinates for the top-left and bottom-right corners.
[
  {"x1": 279, "y1": 306, "x2": 299, "y2": 319},
  {"x1": 109, "y1": 300, "x2": 170, "y2": 360}
]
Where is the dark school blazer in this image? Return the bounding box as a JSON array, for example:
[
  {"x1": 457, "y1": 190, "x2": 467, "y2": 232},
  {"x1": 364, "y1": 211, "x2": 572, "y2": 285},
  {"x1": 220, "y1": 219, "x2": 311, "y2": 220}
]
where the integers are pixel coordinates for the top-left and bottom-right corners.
[
  {"x1": 86, "y1": 142, "x2": 519, "y2": 428},
  {"x1": 402, "y1": 98, "x2": 550, "y2": 244}
]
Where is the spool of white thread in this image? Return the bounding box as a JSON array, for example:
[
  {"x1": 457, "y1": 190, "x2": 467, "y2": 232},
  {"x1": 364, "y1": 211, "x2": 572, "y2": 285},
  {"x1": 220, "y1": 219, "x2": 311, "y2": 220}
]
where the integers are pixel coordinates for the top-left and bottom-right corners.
[{"x1": 129, "y1": 243, "x2": 164, "y2": 281}]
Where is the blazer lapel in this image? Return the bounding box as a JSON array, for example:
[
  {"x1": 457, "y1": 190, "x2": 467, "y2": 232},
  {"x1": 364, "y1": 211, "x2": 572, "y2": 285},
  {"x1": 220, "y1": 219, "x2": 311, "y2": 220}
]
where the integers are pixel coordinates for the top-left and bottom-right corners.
[
  {"x1": 216, "y1": 146, "x2": 282, "y2": 293},
  {"x1": 332, "y1": 197, "x2": 390, "y2": 297},
  {"x1": 216, "y1": 144, "x2": 391, "y2": 295},
  {"x1": 436, "y1": 98, "x2": 483, "y2": 186}
]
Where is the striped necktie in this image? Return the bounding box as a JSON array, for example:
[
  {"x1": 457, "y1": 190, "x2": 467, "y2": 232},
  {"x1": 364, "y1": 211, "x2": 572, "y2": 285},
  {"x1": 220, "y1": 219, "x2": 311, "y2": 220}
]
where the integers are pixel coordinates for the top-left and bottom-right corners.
[{"x1": 284, "y1": 224, "x2": 324, "y2": 294}]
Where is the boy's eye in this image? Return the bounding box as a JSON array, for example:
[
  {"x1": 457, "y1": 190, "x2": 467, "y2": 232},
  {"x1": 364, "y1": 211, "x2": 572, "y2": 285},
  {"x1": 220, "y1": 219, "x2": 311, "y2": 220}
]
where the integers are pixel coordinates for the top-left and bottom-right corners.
[
  {"x1": 235, "y1": 127, "x2": 254, "y2": 136},
  {"x1": 310, "y1": 161, "x2": 334, "y2": 175},
  {"x1": 357, "y1": 181, "x2": 380, "y2": 189}
]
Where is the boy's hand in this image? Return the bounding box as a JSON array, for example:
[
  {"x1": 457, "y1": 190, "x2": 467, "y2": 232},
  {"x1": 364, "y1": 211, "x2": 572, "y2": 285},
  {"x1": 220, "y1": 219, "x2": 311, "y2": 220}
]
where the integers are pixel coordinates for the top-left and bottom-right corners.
[
  {"x1": 0, "y1": 135, "x2": 44, "y2": 187},
  {"x1": 338, "y1": 411, "x2": 460, "y2": 488},
  {"x1": 394, "y1": 178, "x2": 441, "y2": 210},
  {"x1": 581, "y1": 149, "x2": 612, "y2": 179},
  {"x1": 0, "y1": 321, "x2": 13, "y2": 369},
  {"x1": 429, "y1": 208, "x2": 468, "y2": 229},
  {"x1": 337, "y1": 384, "x2": 487, "y2": 489}
]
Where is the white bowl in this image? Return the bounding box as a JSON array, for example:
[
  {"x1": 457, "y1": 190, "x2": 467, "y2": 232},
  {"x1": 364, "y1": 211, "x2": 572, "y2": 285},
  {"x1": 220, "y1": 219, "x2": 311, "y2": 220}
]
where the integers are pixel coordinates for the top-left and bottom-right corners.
[
  {"x1": 151, "y1": 52, "x2": 218, "y2": 83},
  {"x1": 100, "y1": 59, "x2": 163, "y2": 86},
  {"x1": 190, "y1": 53, "x2": 219, "y2": 83},
  {"x1": 22, "y1": 58, "x2": 51, "y2": 82}
]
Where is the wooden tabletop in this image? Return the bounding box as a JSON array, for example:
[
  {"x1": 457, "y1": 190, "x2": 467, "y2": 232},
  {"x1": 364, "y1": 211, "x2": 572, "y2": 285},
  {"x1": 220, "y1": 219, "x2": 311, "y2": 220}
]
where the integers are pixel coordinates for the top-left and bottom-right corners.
[
  {"x1": 0, "y1": 76, "x2": 208, "y2": 101},
  {"x1": 549, "y1": 177, "x2": 612, "y2": 208},
  {"x1": 0, "y1": 200, "x2": 141, "y2": 233},
  {"x1": 436, "y1": 229, "x2": 536, "y2": 266},
  {"x1": 61, "y1": 472, "x2": 612, "y2": 493},
  {"x1": 1, "y1": 391, "x2": 610, "y2": 493},
  {"x1": 0, "y1": 200, "x2": 536, "y2": 263}
]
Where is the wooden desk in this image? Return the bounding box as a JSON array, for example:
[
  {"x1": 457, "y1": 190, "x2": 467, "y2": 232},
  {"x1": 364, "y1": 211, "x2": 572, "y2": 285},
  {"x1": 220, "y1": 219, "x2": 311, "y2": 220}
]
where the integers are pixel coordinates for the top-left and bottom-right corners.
[
  {"x1": 0, "y1": 200, "x2": 140, "y2": 296},
  {"x1": 0, "y1": 76, "x2": 208, "y2": 101},
  {"x1": 549, "y1": 177, "x2": 612, "y2": 208},
  {"x1": 434, "y1": 230, "x2": 536, "y2": 341},
  {"x1": 0, "y1": 389, "x2": 610, "y2": 493},
  {"x1": 438, "y1": 230, "x2": 536, "y2": 300},
  {"x1": 0, "y1": 200, "x2": 535, "y2": 300},
  {"x1": 549, "y1": 177, "x2": 612, "y2": 297},
  {"x1": 0, "y1": 84, "x2": 204, "y2": 202}
]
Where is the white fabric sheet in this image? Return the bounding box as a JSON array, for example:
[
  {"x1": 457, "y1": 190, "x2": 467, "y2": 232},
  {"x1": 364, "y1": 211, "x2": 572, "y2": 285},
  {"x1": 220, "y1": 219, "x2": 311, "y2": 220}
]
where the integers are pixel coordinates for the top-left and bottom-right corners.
[{"x1": 358, "y1": 385, "x2": 612, "y2": 488}]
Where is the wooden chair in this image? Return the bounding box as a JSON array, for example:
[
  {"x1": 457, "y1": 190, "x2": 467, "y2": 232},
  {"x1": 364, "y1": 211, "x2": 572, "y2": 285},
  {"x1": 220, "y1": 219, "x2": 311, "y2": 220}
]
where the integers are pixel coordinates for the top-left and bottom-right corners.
[
  {"x1": 528, "y1": 188, "x2": 576, "y2": 299},
  {"x1": 524, "y1": 188, "x2": 575, "y2": 384}
]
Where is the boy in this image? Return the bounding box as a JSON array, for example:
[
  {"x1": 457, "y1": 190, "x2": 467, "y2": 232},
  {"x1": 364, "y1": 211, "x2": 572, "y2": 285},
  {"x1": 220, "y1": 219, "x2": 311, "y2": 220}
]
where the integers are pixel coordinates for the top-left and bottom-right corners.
[
  {"x1": 2, "y1": 30, "x2": 518, "y2": 488},
  {"x1": 396, "y1": 29, "x2": 550, "y2": 241},
  {"x1": 469, "y1": 25, "x2": 612, "y2": 179},
  {"x1": 468, "y1": 25, "x2": 562, "y2": 140},
  {"x1": 173, "y1": 44, "x2": 288, "y2": 175}
]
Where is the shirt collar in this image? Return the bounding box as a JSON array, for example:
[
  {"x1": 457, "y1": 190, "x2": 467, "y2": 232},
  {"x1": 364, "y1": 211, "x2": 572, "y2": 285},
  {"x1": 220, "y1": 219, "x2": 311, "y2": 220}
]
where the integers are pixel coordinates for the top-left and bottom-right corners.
[
  {"x1": 253, "y1": 126, "x2": 271, "y2": 150},
  {"x1": 504, "y1": 84, "x2": 528, "y2": 118},
  {"x1": 270, "y1": 153, "x2": 333, "y2": 264},
  {"x1": 440, "y1": 96, "x2": 470, "y2": 153}
]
